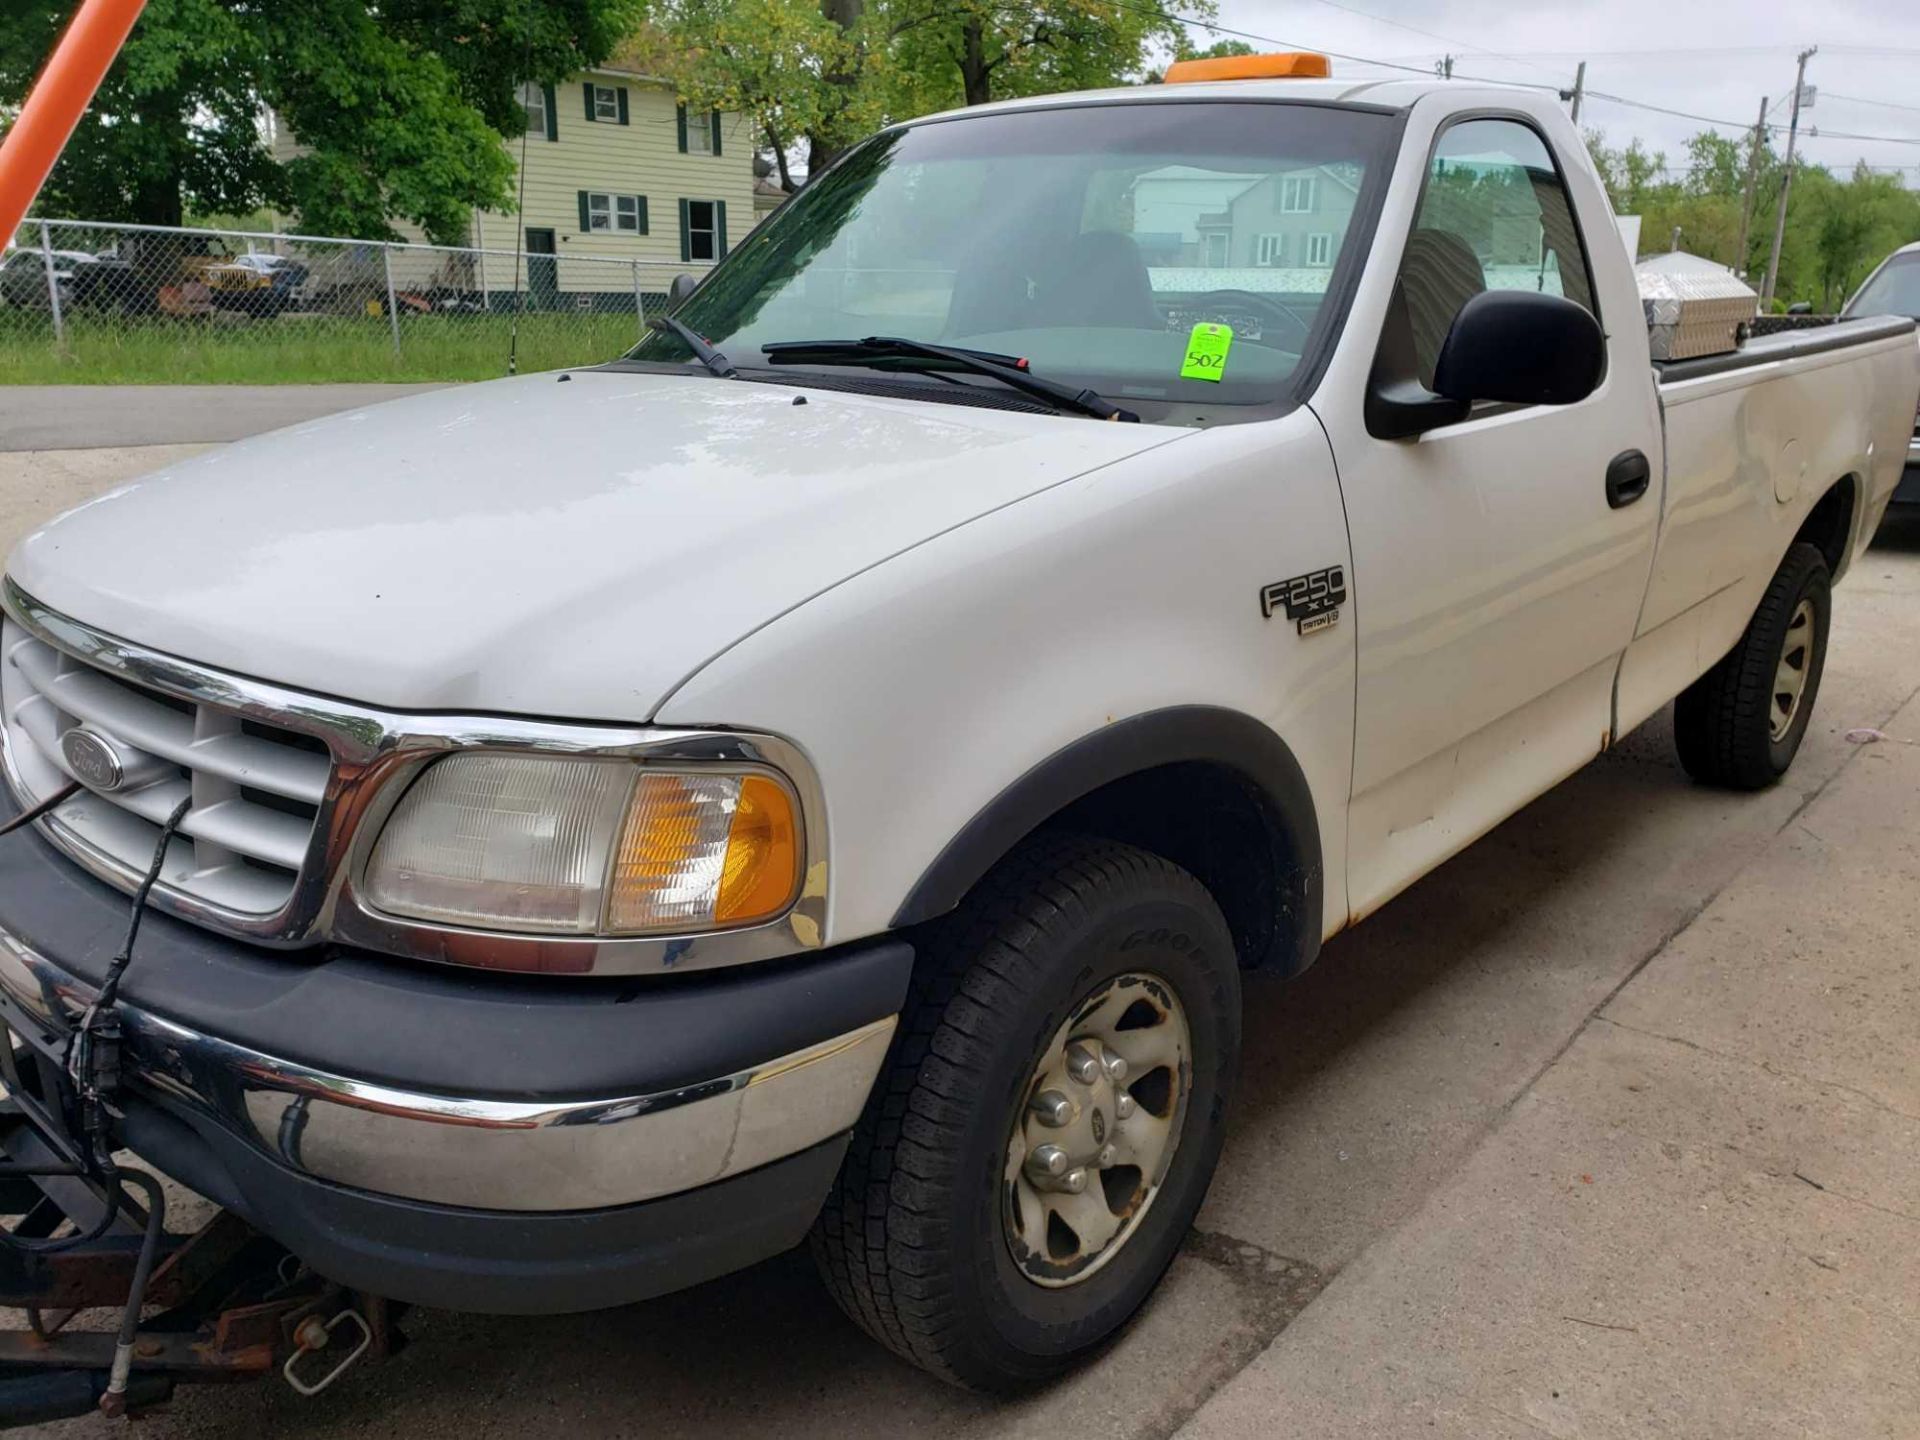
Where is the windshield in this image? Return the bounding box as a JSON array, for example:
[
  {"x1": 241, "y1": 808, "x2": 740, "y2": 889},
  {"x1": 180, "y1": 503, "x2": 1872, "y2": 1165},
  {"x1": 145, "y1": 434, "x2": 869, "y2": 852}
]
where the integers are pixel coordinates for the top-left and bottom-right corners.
[
  {"x1": 624, "y1": 100, "x2": 1396, "y2": 419},
  {"x1": 1846, "y1": 253, "x2": 1920, "y2": 320}
]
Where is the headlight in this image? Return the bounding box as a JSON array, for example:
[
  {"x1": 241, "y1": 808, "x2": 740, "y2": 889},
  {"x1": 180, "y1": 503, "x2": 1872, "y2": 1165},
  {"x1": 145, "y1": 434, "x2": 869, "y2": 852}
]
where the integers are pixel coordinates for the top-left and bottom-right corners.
[{"x1": 362, "y1": 754, "x2": 802, "y2": 936}]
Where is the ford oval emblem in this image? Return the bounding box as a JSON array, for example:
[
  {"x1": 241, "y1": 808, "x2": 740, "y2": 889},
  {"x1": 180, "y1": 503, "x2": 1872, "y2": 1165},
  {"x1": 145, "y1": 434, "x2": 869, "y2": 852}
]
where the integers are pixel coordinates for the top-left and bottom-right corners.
[{"x1": 61, "y1": 728, "x2": 126, "y2": 793}]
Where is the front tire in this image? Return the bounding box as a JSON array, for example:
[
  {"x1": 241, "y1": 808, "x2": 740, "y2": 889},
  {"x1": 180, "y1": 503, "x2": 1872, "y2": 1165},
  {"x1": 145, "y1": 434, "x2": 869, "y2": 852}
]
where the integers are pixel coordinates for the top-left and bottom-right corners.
[
  {"x1": 811, "y1": 834, "x2": 1240, "y2": 1389},
  {"x1": 1674, "y1": 540, "x2": 1832, "y2": 789}
]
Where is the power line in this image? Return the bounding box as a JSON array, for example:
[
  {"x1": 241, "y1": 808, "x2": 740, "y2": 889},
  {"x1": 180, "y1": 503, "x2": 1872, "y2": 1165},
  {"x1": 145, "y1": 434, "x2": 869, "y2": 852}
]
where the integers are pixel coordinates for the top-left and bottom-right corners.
[
  {"x1": 1372, "y1": 43, "x2": 1920, "y2": 62},
  {"x1": 1822, "y1": 92, "x2": 1920, "y2": 116},
  {"x1": 1580, "y1": 90, "x2": 1920, "y2": 146},
  {"x1": 1132, "y1": 4, "x2": 1920, "y2": 155},
  {"x1": 1287, "y1": 0, "x2": 1565, "y2": 82}
]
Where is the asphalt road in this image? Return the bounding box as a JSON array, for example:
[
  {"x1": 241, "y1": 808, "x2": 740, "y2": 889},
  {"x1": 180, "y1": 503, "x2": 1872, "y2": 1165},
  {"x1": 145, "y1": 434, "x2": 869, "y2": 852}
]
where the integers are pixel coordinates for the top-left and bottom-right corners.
[
  {"x1": 0, "y1": 384, "x2": 446, "y2": 451},
  {"x1": 4, "y1": 443, "x2": 1917, "y2": 1437}
]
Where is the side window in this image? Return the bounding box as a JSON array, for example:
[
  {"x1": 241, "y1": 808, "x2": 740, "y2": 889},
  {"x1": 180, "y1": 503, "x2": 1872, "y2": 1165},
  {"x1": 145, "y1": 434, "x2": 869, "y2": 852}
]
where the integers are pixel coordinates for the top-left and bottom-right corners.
[{"x1": 1397, "y1": 117, "x2": 1598, "y2": 388}]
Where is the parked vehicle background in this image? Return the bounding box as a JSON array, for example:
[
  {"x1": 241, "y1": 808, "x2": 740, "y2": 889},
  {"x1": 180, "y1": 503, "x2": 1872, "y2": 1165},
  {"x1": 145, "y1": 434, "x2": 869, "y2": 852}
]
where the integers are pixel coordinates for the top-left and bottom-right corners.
[
  {"x1": 1845, "y1": 241, "x2": 1920, "y2": 510},
  {"x1": 0, "y1": 246, "x2": 142, "y2": 314},
  {"x1": 0, "y1": 220, "x2": 708, "y2": 385}
]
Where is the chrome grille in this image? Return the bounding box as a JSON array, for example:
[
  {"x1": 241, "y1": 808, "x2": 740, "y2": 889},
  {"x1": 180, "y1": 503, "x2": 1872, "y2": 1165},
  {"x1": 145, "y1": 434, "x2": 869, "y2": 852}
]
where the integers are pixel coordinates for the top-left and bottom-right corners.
[
  {"x1": 0, "y1": 617, "x2": 329, "y2": 915},
  {"x1": 0, "y1": 580, "x2": 828, "y2": 975}
]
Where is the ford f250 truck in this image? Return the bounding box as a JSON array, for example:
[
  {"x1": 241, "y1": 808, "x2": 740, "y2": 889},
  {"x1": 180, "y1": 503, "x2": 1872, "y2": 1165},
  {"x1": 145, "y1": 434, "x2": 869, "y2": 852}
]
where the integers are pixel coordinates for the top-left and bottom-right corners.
[{"x1": 3, "y1": 56, "x2": 1917, "y2": 1396}]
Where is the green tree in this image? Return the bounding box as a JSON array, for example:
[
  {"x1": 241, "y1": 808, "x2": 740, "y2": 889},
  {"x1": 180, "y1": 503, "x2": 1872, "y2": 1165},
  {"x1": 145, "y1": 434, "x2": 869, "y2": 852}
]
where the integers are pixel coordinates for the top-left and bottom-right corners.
[
  {"x1": 1583, "y1": 129, "x2": 1666, "y2": 216},
  {"x1": 0, "y1": 0, "x2": 645, "y2": 241},
  {"x1": 636, "y1": 0, "x2": 877, "y2": 191},
  {"x1": 1804, "y1": 164, "x2": 1915, "y2": 309},
  {"x1": 1144, "y1": 35, "x2": 1251, "y2": 82},
  {"x1": 882, "y1": 0, "x2": 1204, "y2": 113}
]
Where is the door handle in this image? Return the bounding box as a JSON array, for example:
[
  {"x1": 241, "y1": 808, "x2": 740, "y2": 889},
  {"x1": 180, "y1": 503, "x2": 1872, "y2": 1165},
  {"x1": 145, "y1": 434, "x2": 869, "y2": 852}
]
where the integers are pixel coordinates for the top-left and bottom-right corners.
[{"x1": 1606, "y1": 449, "x2": 1652, "y2": 509}]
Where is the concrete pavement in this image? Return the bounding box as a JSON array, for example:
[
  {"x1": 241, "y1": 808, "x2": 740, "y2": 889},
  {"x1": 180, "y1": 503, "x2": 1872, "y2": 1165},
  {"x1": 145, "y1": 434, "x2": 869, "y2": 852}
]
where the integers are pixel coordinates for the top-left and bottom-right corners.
[
  {"x1": 3, "y1": 443, "x2": 1916, "y2": 1437},
  {"x1": 1179, "y1": 680, "x2": 1920, "y2": 1439},
  {"x1": 0, "y1": 446, "x2": 211, "y2": 554},
  {"x1": 0, "y1": 384, "x2": 445, "y2": 451}
]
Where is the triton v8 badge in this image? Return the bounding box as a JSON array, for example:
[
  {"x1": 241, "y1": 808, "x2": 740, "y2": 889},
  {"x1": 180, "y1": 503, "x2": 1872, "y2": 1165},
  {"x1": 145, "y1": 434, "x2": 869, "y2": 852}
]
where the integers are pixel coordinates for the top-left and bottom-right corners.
[{"x1": 1261, "y1": 565, "x2": 1347, "y2": 635}]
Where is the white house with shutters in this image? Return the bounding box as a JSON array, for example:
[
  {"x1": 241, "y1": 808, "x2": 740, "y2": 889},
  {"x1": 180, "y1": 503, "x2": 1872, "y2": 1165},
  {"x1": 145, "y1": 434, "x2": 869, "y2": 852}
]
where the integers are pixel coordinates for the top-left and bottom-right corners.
[
  {"x1": 270, "y1": 62, "x2": 757, "y2": 308},
  {"x1": 1130, "y1": 163, "x2": 1360, "y2": 271}
]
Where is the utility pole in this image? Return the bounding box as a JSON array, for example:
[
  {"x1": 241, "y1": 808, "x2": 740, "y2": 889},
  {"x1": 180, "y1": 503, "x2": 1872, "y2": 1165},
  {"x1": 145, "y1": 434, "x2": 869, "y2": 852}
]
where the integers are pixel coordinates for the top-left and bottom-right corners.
[
  {"x1": 1436, "y1": 54, "x2": 1454, "y2": 80},
  {"x1": 1734, "y1": 95, "x2": 1768, "y2": 279},
  {"x1": 1762, "y1": 46, "x2": 1815, "y2": 305},
  {"x1": 1564, "y1": 61, "x2": 1586, "y2": 126}
]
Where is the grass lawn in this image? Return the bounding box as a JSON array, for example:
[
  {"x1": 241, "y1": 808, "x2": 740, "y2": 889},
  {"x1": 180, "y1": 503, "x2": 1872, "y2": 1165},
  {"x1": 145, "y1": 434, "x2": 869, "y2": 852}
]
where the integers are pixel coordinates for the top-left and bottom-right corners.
[{"x1": 0, "y1": 311, "x2": 646, "y2": 384}]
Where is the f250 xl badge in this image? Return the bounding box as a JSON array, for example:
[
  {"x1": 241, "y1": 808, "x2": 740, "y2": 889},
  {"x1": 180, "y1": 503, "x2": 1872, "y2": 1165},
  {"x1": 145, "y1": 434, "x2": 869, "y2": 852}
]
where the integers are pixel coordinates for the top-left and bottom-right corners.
[{"x1": 1261, "y1": 566, "x2": 1346, "y2": 635}]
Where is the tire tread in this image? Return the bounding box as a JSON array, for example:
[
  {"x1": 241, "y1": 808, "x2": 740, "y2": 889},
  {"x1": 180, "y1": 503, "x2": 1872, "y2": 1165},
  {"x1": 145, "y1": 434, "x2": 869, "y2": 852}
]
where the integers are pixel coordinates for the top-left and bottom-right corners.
[
  {"x1": 1674, "y1": 541, "x2": 1830, "y2": 790},
  {"x1": 810, "y1": 833, "x2": 1221, "y2": 1385}
]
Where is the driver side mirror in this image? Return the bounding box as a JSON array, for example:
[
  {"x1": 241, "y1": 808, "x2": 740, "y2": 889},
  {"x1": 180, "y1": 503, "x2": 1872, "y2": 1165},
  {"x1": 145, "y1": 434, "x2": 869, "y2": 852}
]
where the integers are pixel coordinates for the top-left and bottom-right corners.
[
  {"x1": 1368, "y1": 290, "x2": 1606, "y2": 440},
  {"x1": 668, "y1": 272, "x2": 700, "y2": 306}
]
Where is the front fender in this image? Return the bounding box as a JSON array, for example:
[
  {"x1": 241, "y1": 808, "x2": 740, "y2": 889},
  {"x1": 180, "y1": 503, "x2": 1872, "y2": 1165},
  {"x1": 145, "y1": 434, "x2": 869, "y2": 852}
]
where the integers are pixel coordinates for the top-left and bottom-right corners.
[{"x1": 652, "y1": 409, "x2": 1357, "y2": 955}]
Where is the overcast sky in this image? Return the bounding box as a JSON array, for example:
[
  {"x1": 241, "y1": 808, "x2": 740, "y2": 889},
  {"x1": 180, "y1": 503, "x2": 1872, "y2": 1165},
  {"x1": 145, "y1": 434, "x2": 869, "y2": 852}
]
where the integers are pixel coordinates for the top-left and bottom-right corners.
[{"x1": 1203, "y1": 0, "x2": 1920, "y2": 180}]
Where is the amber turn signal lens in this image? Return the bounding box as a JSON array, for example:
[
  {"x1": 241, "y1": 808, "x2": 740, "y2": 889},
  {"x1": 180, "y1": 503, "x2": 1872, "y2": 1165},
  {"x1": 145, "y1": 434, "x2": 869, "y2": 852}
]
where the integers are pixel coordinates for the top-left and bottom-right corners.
[
  {"x1": 604, "y1": 771, "x2": 801, "y2": 934},
  {"x1": 715, "y1": 775, "x2": 802, "y2": 925}
]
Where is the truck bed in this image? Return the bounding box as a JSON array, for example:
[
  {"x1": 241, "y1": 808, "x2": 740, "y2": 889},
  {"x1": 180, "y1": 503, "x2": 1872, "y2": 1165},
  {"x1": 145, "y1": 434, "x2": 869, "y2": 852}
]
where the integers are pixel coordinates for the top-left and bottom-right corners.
[{"x1": 1653, "y1": 313, "x2": 1916, "y2": 385}]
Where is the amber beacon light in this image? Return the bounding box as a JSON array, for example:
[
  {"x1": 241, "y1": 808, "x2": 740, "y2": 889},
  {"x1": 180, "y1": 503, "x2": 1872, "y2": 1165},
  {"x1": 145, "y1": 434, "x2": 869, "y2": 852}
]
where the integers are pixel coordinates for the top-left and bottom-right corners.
[{"x1": 1163, "y1": 51, "x2": 1332, "y2": 84}]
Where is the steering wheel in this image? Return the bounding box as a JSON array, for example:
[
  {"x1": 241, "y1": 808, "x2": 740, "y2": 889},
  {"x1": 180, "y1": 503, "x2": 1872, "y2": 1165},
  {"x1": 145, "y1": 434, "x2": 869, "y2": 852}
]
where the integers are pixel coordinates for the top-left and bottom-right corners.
[{"x1": 1183, "y1": 289, "x2": 1313, "y2": 350}]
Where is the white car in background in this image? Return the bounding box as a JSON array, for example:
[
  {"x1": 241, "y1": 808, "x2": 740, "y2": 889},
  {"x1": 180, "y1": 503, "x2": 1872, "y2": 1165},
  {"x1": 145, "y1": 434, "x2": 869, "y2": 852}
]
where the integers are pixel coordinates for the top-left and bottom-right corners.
[{"x1": 1845, "y1": 241, "x2": 1920, "y2": 511}]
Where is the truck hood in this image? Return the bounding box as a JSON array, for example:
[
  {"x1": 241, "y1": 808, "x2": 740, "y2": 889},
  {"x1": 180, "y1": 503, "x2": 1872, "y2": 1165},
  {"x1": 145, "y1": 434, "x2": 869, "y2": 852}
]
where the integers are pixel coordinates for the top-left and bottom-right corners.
[{"x1": 10, "y1": 372, "x2": 1185, "y2": 719}]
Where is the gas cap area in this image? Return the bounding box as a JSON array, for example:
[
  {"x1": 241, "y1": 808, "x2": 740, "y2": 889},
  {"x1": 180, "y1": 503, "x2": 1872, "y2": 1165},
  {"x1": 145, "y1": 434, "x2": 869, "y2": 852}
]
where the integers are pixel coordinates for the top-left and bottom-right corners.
[{"x1": 1776, "y1": 437, "x2": 1806, "y2": 505}]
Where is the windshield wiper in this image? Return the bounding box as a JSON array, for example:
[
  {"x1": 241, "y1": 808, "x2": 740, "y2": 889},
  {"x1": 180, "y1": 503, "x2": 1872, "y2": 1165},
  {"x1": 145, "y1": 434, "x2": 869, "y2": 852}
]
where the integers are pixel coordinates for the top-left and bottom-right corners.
[
  {"x1": 648, "y1": 314, "x2": 738, "y2": 379},
  {"x1": 762, "y1": 336, "x2": 1138, "y2": 422}
]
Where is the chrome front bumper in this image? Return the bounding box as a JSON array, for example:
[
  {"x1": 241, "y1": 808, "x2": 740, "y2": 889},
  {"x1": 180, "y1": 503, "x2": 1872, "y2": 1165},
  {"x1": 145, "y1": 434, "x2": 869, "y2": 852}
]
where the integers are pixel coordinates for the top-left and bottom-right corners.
[{"x1": 0, "y1": 925, "x2": 894, "y2": 1213}]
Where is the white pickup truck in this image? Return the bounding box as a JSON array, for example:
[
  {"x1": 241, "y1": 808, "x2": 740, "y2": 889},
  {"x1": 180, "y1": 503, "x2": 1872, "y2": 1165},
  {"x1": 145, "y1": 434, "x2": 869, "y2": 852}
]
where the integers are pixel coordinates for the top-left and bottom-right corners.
[{"x1": 2, "y1": 58, "x2": 1916, "y2": 1393}]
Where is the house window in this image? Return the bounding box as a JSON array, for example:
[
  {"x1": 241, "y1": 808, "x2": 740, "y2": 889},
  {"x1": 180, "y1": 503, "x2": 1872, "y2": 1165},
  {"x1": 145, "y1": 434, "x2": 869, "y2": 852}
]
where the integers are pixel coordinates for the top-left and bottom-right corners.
[
  {"x1": 1280, "y1": 176, "x2": 1317, "y2": 213},
  {"x1": 590, "y1": 84, "x2": 620, "y2": 122},
  {"x1": 686, "y1": 110, "x2": 715, "y2": 155},
  {"x1": 584, "y1": 193, "x2": 641, "y2": 234},
  {"x1": 686, "y1": 199, "x2": 720, "y2": 260},
  {"x1": 1256, "y1": 233, "x2": 1286, "y2": 266},
  {"x1": 1305, "y1": 232, "x2": 1333, "y2": 266},
  {"x1": 522, "y1": 84, "x2": 548, "y2": 137}
]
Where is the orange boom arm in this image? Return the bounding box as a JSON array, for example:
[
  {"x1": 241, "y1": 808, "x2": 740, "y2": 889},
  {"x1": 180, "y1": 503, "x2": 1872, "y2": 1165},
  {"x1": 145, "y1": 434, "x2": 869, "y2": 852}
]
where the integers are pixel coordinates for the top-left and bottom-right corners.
[{"x1": 0, "y1": 0, "x2": 149, "y2": 248}]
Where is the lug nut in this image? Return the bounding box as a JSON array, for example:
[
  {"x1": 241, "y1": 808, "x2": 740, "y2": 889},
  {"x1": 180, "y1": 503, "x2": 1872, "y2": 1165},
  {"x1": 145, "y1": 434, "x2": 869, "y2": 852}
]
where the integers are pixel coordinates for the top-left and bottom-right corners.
[
  {"x1": 1065, "y1": 1044, "x2": 1100, "y2": 1085},
  {"x1": 1097, "y1": 1144, "x2": 1117, "y2": 1169},
  {"x1": 1115, "y1": 1092, "x2": 1136, "y2": 1120},
  {"x1": 1061, "y1": 1168, "x2": 1089, "y2": 1194},
  {"x1": 1030, "y1": 1090, "x2": 1073, "y2": 1128},
  {"x1": 1028, "y1": 1143, "x2": 1070, "y2": 1179},
  {"x1": 1102, "y1": 1052, "x2": 1129, "y2": 1083}
]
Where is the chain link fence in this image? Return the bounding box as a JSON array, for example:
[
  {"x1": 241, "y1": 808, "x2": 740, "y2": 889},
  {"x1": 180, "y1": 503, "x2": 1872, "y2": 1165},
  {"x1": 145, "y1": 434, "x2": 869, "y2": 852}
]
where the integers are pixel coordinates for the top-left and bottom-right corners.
[{"x1": 0, "y1": 219, "x2": 712, "y2": 384}]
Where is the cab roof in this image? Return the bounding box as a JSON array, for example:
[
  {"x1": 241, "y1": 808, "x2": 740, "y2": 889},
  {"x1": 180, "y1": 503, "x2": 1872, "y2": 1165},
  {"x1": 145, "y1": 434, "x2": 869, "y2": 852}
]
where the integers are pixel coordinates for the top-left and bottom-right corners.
[{"x1": 909, "y1": 75, "x2": 1527, "y2": 127}]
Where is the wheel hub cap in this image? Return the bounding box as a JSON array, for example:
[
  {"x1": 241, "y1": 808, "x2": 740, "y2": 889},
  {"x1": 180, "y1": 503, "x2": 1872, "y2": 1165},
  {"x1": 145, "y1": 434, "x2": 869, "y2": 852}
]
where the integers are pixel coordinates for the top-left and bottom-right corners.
[
  {"x1": 1770, "y1": 598, "x2": 1816, "y2": 742},
  {"x1": 1002, "y1": 972, "x2": 1191, "y2": 1287}
]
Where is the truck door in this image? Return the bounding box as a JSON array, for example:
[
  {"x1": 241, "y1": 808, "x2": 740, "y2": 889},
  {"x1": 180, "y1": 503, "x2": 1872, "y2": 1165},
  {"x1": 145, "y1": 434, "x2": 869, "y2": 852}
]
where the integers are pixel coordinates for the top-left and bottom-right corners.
[{"x1": 1320, "y1": 112, "x2": 1662, "y2": 920}]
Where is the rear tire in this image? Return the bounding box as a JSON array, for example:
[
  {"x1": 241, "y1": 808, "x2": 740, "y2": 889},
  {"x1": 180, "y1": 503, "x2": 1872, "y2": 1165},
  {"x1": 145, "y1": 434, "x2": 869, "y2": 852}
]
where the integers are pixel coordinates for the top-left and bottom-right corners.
[
  {"x1": 810, "y1": 833, "x2": 1240, "y2": 1390},
  {"x1": 1674, "y1": 541, "x2": 1831, "y2": 789}
]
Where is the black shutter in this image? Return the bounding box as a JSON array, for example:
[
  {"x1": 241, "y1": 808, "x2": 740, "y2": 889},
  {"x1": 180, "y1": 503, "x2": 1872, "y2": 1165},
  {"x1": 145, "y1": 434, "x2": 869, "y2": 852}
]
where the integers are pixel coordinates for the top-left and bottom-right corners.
[
  {"x1": 678, "y1": 198, "x2": 691, "y2": 262},
  {"x1": 676, "y1": 103, "x2": 689, "y2": 153},
  {"x1": 542, "y1": 84, "x2": 558, "y2": 141},
  {"x1": 578, "y1": 191, "x2": 592, "y2": 232},
  {"x1": 636, "y1": 196, "x2": 649, "y2": 235},
  {"x1": 583, "y1": 82, "x2": 597, "y2": 122},
  {"x1": 616, "y1": 88, "x2": 629, "y2": 126},
  {"x1": 714, "y1": 200, "x2": 728, "y2": 258},
  {"x1": 710, "y1": 111, "x2": 723, "y2": 156}
]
